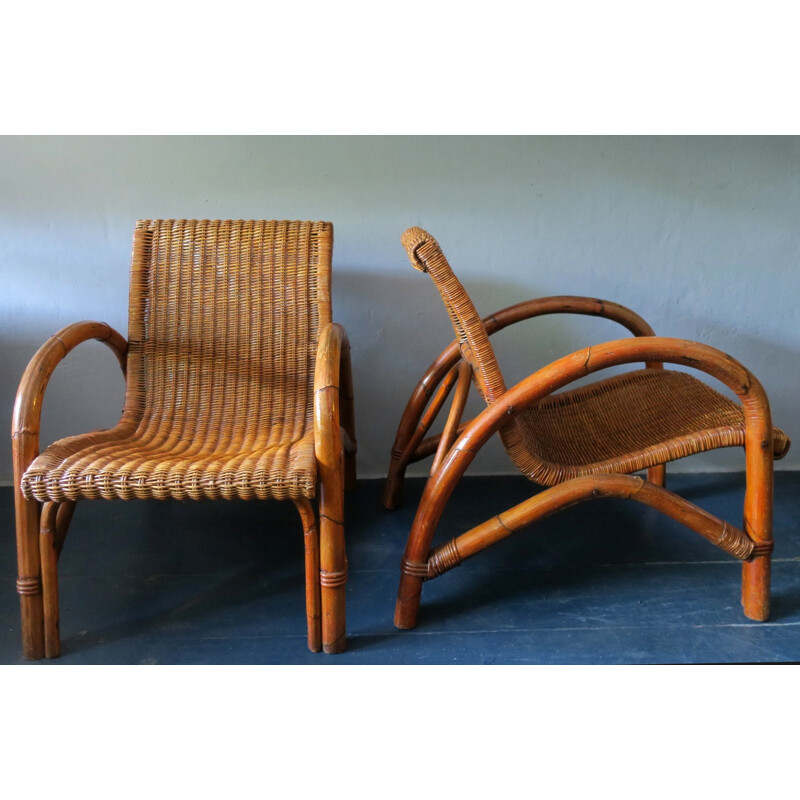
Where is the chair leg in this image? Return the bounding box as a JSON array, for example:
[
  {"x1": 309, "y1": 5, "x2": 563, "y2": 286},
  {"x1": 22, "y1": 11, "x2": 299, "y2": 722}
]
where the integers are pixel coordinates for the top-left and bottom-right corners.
[
  {"x1": 319, "y1": 453, "x2": 347, "y2": 654},
  {"x1": 647, "y1": 464, "x2": 666, "y2": 487},
  {"x1": 14, "y1": 485, "x2": 44, "y2": 660},
  {"x1": 40, "y1": 502, "x2": 61, "y2": 659},
  {"x1": 742, "y1": 449, "x2": 773, "y2": 622},
  {"x1": 742, "y1": 556, "x2": 770, "y2": 621},
  {"x1": 294, "y1": 499, "x2": 322, "y2": 653},
  {"x1": 394, "y1": 486, "x2": 442, "y2": 629},
  {"x1": 741, "y1": 439, "x2": 774, "y2": 621},
  {"x1": 395, "y1": 572, "x2": 425, "y2": 630}
]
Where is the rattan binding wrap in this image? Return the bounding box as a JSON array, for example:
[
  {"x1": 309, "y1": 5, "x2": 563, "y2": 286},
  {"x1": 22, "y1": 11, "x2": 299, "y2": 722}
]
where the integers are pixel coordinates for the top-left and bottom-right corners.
[
  {"x1": 400, "y1": 227, "x2": 790, "y2": 486},
  {"x1": 22, "y1": 219, "x2": 332, "y2": 502}
]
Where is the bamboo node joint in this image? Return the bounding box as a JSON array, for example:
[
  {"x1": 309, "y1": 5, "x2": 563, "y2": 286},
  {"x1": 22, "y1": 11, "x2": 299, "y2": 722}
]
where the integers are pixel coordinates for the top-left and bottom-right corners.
[
  {"x1": 16, "y1": 577, "x2": 41, "y2": 596},
  {"x1": 320, "y1": 567, "x2": 348, "y2": 588}
]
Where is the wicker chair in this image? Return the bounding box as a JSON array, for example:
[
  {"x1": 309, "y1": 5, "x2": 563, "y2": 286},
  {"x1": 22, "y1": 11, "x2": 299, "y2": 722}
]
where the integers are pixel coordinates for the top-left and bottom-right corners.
[
  {"x1": 385, "y1": 227, "x2": 790, "y2": 631},
  {"x1": 12, "y1": 219, "x2": 356, "y2": 658}
]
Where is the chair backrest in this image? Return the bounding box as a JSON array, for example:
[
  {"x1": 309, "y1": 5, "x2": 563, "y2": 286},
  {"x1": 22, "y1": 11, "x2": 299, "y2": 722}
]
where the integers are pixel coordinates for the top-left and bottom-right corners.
[
  {"x1": 123, "y1": 219, "x2": 333, "y2": 442},
  {"x1": 401, "y1": 227, "x2": 508, "y2": 404},
  {"x1": 401, "y1": 226, "x2": 544, "y2": 479}
]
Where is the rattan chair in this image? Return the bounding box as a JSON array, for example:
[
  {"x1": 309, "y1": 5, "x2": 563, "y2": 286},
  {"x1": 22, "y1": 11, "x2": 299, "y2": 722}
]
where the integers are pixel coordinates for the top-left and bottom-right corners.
[
  {"x1": 13, "y1": 219, "x2": 356, "y2": 658},
  {"x1": 385, "y1": 227, "x2": 790, "y2": 631}
]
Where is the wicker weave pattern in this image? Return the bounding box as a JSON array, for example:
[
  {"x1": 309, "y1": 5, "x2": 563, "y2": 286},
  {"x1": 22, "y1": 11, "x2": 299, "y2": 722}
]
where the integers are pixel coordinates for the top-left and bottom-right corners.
[
  {"x1": 401, "y1": 227, "x2": 507, "y2": 403},
  {"x1": 513, "y1": 368, "x2": 790, "y2": 485},
  {"x1": 22, "y1": 219, "x2": 332, "y2": 502},
  {"x1": 401, "y1": 227, "x2": 790, "y2": 486}
]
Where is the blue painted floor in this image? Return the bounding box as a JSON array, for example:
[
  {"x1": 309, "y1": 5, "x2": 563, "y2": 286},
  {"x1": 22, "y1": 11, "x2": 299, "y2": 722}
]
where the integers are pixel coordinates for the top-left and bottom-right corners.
[{"x1": 2, "y1": 473, "x2": 799, "y2": 664}]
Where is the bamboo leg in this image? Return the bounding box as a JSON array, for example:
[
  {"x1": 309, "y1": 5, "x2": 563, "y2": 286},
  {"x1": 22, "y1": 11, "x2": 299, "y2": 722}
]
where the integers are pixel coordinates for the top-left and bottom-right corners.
[
  {"x1": 320, "y1": 450, "x2": 347, "y2": 654},
  {"x1": 15, "y1": 491, "x2": 44, "y2": 660},
  {"x1": 40, "y1": 502, "x2": 61, "y2": 659},
  {"x1": 742, "y1": 556, "x2": 770, "y2": 621},
  {"x1": 294, "y1": 499, "x2": 321, "y2": 653},
  {"x1": 741, "y1": 430, "x2": 774, "y2": 621},
  {"x1": 647, "y1": 464, "x2": 666, "y2": 487},
  {"x1": 395, "y1": 572, "x2": 425, "y2": 630},
  {"x1": 395, "y1": 489, "x2": 440, "y2": 629}
]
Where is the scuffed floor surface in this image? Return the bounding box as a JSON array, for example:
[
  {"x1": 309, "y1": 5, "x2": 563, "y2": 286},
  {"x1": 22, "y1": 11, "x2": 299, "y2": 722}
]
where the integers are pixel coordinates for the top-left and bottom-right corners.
[{"x1": 2, "y1": 473, "x2": 799, "y2": 664}]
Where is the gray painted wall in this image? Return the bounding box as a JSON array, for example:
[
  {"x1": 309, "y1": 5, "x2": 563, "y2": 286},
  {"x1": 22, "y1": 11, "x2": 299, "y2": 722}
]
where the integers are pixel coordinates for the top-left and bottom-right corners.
[{"x1": 1, "y1": 136, "x2": 797, "y2": 482}]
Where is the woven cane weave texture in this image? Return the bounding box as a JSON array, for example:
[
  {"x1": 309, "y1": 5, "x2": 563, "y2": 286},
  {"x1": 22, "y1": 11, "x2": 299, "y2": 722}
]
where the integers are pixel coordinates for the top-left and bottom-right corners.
[
  {"x1": 401, "y1": 226, "x2": 789, "y2": 488},
  {"x1": 509, "y1": 368, "x2": 790, "y2": 486},
  {"x1": 22, "y1": 219, "x2": 332, "y2": 502}
]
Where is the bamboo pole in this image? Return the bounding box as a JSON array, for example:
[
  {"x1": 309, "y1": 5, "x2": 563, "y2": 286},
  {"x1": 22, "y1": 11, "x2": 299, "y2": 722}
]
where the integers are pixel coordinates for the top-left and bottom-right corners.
[
  {"x1": 315, "y1": 323, "x2": 348, "y2": 653},
  {"x1": 294, "y1": 498, "x2": 321, "y2": 652}
]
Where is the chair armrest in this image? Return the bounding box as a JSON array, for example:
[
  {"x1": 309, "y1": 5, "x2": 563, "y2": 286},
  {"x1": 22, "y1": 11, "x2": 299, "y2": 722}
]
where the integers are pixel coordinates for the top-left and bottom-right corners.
[
  {"x1": 314, "y1": 323, "x2": 356, "y2": 474},
  {"x1": 12, "y1": 321, "x2": 128, "y2": 479},
  {"x1": 484, "y1": 295, "x2": 657, "y2": 338},
  {"x1": 314, "y1": 324, "x2": 346, "y2": 471}
]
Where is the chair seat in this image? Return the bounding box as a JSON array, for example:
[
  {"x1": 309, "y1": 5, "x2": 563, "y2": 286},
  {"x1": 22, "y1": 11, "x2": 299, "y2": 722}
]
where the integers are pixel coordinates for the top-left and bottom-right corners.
[
  {"x1": 21, "y1": 423, "x2": 317, "y2": 502},
  {"x1": 514, "y1": 368, "x2": 790, "y2": 486}
]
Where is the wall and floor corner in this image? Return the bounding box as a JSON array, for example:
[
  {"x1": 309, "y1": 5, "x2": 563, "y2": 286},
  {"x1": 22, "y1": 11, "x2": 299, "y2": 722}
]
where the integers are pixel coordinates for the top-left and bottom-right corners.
[{"x1": 1, "y1": 135, "x2": 798, "y2": 481}]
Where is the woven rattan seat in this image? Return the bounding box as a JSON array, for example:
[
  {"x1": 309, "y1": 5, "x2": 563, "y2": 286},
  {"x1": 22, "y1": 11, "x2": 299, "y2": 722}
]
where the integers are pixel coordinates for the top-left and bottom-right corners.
[
  {"x1": 21, "y1": 426, "x2": 317, "y2": 502},
  {"x1": 13, "y1": 219, "x2": 356, "y2": 659},
  {"x1": 514, "y1": 368, "x2": 790, "y2": 486},
  {"x1": 386, "y1": 226, "x2": 789, "y2": 633}
]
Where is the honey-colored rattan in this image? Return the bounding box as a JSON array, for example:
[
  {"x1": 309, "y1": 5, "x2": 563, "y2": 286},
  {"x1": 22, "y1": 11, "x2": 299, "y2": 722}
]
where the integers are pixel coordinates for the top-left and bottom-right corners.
[
  {"x1": 22, "y1": 219, "x2": 330, "y2": 503},
  {"x1": 13, "y1": 219, "x2": 354, "y2": 658},
  {"x1": 389, "y1": 226, "x2": 789, "y2": 632},
  {"x1": 400, "y1": 226, "x2": 789, "y2": 486},
  {"x1": 513, "y1": 368, "x2": 791, "y2": 486}
]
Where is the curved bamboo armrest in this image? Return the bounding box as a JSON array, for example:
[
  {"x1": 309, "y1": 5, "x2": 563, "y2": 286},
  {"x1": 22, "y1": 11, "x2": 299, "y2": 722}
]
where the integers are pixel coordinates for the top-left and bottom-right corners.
[
  {"x1": 486, "y1": 295, "x2": 656, "y2": 338},
  {"x1": 314, "y1": 324, "x2": 346, "y2": 469},
  {"x1": 314, "y1": 323, "x2": 357, "y2": 483},
  {"x1": 313, "y1": 323, "x2": 355, "y2": 652},
  {"x1": 12, "y1": 321, "x2": 128, "y2": 475}
]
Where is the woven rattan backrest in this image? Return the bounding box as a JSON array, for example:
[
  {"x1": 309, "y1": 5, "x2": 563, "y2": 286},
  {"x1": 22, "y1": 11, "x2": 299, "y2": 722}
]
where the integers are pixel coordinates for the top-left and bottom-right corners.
[
  {"x1": 122, "y1": 219, "x2": 333, "y2": 444},
  {"x1": 401, "y1": 226, "x2": 553, "y2": 481},
  {"x1": 401, "y1": 227, "x2": 507, "y2": 403}
]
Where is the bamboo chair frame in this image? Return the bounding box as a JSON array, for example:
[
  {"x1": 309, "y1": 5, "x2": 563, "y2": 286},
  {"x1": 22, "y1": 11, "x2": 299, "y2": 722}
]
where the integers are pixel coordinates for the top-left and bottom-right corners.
[
  {"x1": 386, "y1": 227, "x2": 789, "y2": 631},
  {"x1": 13, "y1": 220, "x2": 356, "y2": 659}
]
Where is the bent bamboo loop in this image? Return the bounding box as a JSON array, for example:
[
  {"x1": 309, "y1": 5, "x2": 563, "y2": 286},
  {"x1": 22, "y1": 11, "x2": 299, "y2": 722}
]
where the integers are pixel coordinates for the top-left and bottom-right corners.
[
  {"x1": 416, "y1": 474, "x2": 759, "y2": 581},
  {"x1": 12, "y1": 321, "x2": 128, "y2": 445}
]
